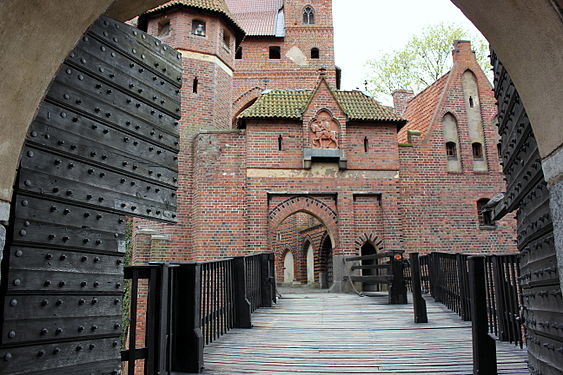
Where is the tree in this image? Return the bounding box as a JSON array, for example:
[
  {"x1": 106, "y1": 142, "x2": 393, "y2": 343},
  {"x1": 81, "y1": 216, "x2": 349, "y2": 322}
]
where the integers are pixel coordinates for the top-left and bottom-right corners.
[{"x1": 365, "y1": 23, "x2": 490, "y2": 101}]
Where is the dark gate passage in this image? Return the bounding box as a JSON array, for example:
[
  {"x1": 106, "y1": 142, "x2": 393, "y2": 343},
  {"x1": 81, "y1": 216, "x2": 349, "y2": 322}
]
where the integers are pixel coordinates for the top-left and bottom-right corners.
[{"x1": 0, "y1": 16, "x2": 181, "y2": 374}]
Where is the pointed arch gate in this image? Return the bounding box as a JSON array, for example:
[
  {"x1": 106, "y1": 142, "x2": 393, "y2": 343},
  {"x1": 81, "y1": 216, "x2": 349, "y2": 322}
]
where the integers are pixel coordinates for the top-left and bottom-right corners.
[{"x1": 0, "y1": 16, "x2": 181, "y2": 374}]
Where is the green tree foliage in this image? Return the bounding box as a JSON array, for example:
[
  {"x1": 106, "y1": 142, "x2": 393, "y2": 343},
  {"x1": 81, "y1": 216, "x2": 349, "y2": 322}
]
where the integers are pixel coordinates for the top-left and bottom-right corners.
[{"x1": 365, "y1": 23, "x2": 490, "y2": 100}]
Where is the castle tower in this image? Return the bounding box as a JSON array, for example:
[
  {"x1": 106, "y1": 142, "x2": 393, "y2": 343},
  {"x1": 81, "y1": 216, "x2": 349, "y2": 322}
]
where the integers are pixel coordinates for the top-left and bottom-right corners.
[
  {"x1": 139, "y1": 0, "x2": 245, "y2": 130},
  {"x1": 227, "y1": 0, "x2": 337, "y2": 122}
]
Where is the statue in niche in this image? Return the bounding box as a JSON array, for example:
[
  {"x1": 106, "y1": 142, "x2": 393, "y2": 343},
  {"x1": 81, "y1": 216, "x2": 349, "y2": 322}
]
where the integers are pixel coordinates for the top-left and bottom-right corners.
[{"x1": 310, "y1": 111, "x2": 339, "y2": 148}]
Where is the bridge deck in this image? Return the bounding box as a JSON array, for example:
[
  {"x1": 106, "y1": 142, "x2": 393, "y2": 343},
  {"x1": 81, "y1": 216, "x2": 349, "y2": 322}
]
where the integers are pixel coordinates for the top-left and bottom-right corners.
[{"x1": 198, "y1": 290, "x2": 528, "y2": 374}]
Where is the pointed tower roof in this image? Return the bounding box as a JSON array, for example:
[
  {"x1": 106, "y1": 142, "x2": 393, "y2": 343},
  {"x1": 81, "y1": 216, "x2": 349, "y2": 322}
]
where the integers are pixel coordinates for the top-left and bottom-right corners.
[{"x1": 139, "y1": 0, "x2": 245, "y2": 38}]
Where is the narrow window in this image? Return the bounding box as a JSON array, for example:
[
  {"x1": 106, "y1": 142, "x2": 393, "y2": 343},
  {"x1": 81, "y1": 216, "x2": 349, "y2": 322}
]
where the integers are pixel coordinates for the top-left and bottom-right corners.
[
  {"x1": 472, "y1": 142, "x2": 483, "y2": 159},
  {"x1": 497, "y1": 143, "x2": 502, "y2": 159},
  {"x1": 469, "y1": 96, "x2": 474, "y2": 108},
  {"x1": 222, "y1": 30, "x2": 231, "y2": 50},
  {"x1": 278, "y1": 135, "x2": 283, "y2": 151},
  {"x1": 303, "y1": 6, "x2": 315, "y2": 25},
  {"x1": 192, "y1": 77, "x2": 198, "y2": 93},
  {"x1": 311, "y1": 48, "x2": 320, "y2": 59},
  {"x1": 269, "y1": 46, "x2": 281, "y2": 59},
  {"x1": 446, "y1": 142, "x2": 457, "y2": 159},
  {"x1": 157, "y1": 19, "x2": 170, "y2": 37},
  {"x1": 235, "y1": 47, "x2": 242, "y2": 59},
  {"x1": 477, "y1": 198, "x2": 494, "y2": 227},
  {"x1": 192, "y1": 20, "x2": 206, "y2": 36},
  {"x1": 364, "y1": 137, "x2": 369, "y2": 152}
]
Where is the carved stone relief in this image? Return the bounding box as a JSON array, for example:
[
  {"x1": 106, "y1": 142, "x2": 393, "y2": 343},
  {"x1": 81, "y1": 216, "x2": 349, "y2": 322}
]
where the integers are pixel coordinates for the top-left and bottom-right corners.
[{"x1": 310, "y1": 110, "x2": 339, "y2": 149}]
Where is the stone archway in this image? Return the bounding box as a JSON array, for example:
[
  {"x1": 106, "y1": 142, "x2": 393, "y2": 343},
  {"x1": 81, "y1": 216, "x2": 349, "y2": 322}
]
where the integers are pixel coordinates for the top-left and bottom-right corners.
[{"x1": 268, "y1": 195, "x2": 338, "y2": 251}]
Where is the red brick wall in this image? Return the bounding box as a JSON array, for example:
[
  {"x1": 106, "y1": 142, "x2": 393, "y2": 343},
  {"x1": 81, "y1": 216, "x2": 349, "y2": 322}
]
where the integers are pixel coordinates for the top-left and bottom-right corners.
[
  {"x1": 233, "y1": 0, "x2": 336, "y2": 108},
  {"x1": 398, "y1": 41, "x2": 517, "y2": 255}
]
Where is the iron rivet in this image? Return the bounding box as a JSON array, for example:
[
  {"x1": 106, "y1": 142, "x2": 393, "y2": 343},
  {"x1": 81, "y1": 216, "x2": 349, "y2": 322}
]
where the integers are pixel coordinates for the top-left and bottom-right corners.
[
  {"x1": 37, "y1": 350, "x2": 45, "y2": 357},
  {"x1": 8, "y1": 331, "x2": 16, "y2": 339},
  {"x1": 81, "y1": 256, "x2": 88, "y2": 262},
  {"x1": 59, "y1": 281, "x2": 65, "y2": 287},
  {"x1": 9, "y1": 299, "x2": 17, "y2": 307},
  {"x1": 13, "y1": 279, "x2": 21, "y2": 286},
  {"x1": 3, "y1": 353, "x2": 12, "y2": 361},
  {"x1": 21, "y1": 200, "x2": 28, "y2": 206},
  {"x1": 41, "y1": 299, "x2": 48, "y2": 306},
  {"x1": 81, "y1": 281, "x2": 87, "y2": 287},
  {"x1": 53, "y1": 347, "x2": 60, "y2": 354},
  {"x1": 114, "y1": 299, "x2": 120, "y2": 304},
  {"x1": 55, "y1": 328, "x2": 63, "y2": 334},
  {"x1": 43, "y1": 280, "x2": 51, "y2": 287},
  {"x1": 78, "y1": 299, "x2": 85, "y2": 305},
  {"x1": 94, "y1": 257, "x2": 100, "y2": 262},
  {"x1": 15, "y1": 250, "x2": 23, "y2": 257},
  {"x1": 60, "y1": 254, "x2": 66, "y2": 260},
  {"x1": 45, "y1": 253, "x2": 53, "y2": 260},
  {"x1": 40, "y1": 328, "x2": 48, "y2": 335},
  {"x1": 19, "y1": 229, "x2": 27, "y2": 236}
]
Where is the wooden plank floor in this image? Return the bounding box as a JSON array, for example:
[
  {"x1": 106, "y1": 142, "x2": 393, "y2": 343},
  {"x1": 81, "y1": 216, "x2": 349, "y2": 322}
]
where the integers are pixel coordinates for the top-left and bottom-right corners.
[{"x1": 198, "y1": 290, "x2": 529, "y2": 374}]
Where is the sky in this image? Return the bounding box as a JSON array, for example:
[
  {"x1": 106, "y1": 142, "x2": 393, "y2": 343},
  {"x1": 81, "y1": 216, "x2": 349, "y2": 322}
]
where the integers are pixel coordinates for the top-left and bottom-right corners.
[{"x1": 332, "y1": 0, "x2": 485, "y2": 102}]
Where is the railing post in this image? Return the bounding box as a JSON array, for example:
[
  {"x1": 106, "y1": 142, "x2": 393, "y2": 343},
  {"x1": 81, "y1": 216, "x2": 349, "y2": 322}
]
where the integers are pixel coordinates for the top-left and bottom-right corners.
[
  {"x1": 456, "y1": 254, "x2": 471, "y2": 321},
  {"x1": 232, "y1": 256, "x2": 252, "y2": 328},
  {"x1": 468, "y1": 256, "x2": 497, "y2": 375},
  {"x1": 389, "y1": 251, "x2": 408, "y2": 304},
  {"x1": 491, "y1": 255, "x2": 508, "y2": 341},
  {"x1": 260, "y1": 253, "x2": 274, "y2": 307},
  {"x1": 170, "y1": 263, "x2": 204, "y2": 374},
  {"x1": 410, "y1": 253, "x2": 428, "y2": 323}
]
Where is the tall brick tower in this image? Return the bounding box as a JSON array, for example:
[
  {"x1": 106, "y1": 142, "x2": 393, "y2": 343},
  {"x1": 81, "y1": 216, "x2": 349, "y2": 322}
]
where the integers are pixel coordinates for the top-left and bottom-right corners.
[
  {"x1": 227, "y1": 0, "x2": 337, "y2": 120},
  {"x1": 134, "y1": 1, "x2": 246, "y2": 263},
  {"x1": 139, "y1": 0, "x2": 245, "y2": 130}
]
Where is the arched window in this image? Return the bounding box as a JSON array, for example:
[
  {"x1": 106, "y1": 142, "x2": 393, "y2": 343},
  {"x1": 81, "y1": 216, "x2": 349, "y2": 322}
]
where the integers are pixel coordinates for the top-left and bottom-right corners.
[
  {"x1": 446, "y1": 142, "x2": 457, "y2": 159},
  {"x1": 472, "y1": 142, "x2": 484, "y2": 160},
  {"x1": 311, "y1": 47, "x2": 319, "y2": 59},
  {"x1": 303, "y1": 6, "x2": 315, "y2": 25},
  {"x1": 192, "y1": 20, "x2": 206, "y2": 36}
]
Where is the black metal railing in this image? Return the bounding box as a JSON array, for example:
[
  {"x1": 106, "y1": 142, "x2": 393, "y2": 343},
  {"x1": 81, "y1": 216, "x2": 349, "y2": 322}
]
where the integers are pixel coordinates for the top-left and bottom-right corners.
[
  {"x1": 121, "y1": 252, "x2": 276, "y2": 374},
  {"x1": 121, "y1": 265, "x2": 167, "y2": 375},
  {"x1": 419, "y1": 252, "x2": 524, "y2": 347}
]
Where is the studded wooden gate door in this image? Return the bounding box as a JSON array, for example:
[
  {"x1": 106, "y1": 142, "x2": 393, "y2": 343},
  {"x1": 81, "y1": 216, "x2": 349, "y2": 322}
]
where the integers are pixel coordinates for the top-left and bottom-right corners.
[
  {"x1": 492, "y1": 51, "x2": 563, "y2": 374},
  {"x1": 0, "y1": 16, "x2": 181, "y2": 374}
]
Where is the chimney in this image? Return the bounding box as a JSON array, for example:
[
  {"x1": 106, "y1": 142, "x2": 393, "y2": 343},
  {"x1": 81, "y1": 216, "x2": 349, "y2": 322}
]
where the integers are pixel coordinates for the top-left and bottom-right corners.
[
  {"x1": 452, "y1": 40, "x2": 474, "y2": 64},
  {"x1": 392, "y1": 90, "x2": 414, "y2": 115}
]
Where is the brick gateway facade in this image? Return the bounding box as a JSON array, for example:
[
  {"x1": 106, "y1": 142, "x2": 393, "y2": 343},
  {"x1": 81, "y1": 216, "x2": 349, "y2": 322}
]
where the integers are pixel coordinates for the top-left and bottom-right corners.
[{"x1": 132, "y1": 0, "x2": 516, "y2": 290}]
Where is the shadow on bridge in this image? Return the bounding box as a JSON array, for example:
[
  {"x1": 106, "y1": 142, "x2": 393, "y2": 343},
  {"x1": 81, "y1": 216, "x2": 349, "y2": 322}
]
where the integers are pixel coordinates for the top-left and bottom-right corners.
[{"x1": 196, "y1": 289, "x2": 528, "y2": 374}]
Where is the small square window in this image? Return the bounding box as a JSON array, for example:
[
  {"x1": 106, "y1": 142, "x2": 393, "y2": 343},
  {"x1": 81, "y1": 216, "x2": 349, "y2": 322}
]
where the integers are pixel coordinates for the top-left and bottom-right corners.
[
  {"x1": 158, "y1": 19, "x2": 170, "y2": 37},
  {"x1": 222, "y1": 30, "x2": 231, "y2": 51},
  {"x1": 311, "y1": 48, "x2": 320, "y2": 59},
  {"x1": 472, "y1": 142, "x2": 484, "y2": 160},
  {"x1": 269, "y1": 46, "x2": 281, "y2": 59},
  {"x1": 446, "y1": 142, "x2": 457, "y2": 159},
  {"x1": 192, "y1": 20, "x2": 206, "y2": 36}
]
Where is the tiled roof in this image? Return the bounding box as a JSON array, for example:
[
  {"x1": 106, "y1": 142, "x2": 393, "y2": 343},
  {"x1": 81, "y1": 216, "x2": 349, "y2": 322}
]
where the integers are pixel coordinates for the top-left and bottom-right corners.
[
  {"x1": 142, "y1": 0, "x2": 245, "y2": 36},
  {"x1": 225, "y1": 0, "x2": 283, "y2": 36},
  {"x1": 240, "y1": 90, "x2": 310, "y2": 119},
  {"x1": 398, "y1": 72, "x2": 450, "y2": 143},
  {"x1": 239, "y1": 90, "x2": 405, "y2": 122},
  {"x1": 333, "y1": 91, "x2": 404, "y2": 122}
]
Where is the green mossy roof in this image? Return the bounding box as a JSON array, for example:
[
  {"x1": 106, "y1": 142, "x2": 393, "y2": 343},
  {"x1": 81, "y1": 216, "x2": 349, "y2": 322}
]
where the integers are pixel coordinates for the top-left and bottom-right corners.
[{"x1": 239, "y1": 90, "x2": 404, "y2": 122}]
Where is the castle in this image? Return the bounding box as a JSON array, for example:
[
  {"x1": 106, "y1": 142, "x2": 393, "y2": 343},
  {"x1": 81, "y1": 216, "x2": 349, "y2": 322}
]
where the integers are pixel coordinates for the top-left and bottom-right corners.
[{"x1": 133, "y1": 0, "x2": 516, "y2": 290}]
